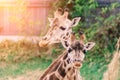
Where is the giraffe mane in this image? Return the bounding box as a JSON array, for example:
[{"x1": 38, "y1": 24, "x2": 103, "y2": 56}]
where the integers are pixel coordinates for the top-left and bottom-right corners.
[{"x1": 40, "y1": 50, "x2": 68, "y2": 79}]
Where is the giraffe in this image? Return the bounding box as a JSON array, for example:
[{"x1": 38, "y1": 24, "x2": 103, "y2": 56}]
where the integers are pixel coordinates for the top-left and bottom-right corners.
[
  {"x1": 39, "y1": 8, "x2": 81, "y2": 48},
  {"x1": 40, "y1": 33, "x2": 95, "y2": 80}
]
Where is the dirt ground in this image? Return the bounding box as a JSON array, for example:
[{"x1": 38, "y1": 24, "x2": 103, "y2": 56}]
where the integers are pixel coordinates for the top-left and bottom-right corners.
[{"x1": 0, "y1": 70, "x2": 43, "y2": 80}]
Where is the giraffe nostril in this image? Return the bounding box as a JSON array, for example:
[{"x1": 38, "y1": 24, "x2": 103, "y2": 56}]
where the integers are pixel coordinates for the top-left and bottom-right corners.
[
  {"x1": 74, "y1": 59, "x2": 77, "y2": 61},
  {"x1": 43, "y1": 37, "x2": 47, "y2": 40},
  {"x1": 74, "y1": 59, "x2": 81, "y2": 62}
]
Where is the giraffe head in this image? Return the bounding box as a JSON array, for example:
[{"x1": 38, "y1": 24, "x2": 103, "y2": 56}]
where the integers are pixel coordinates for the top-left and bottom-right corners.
[
  {"x1": 66, "y1": 33, "x2": 95, "y2": 68},
  {"x1": 39, "y1": 8, "x2": 81, "y2": 47}
]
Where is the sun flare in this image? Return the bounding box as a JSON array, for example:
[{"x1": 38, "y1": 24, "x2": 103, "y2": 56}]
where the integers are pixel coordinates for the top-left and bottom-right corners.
[{"x1": 0, "y1": 0, "x2": 48, "y2": 35}]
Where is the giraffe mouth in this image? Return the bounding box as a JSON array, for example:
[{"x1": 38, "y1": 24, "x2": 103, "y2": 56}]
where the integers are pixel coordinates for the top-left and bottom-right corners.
[
  {"x1": 39, "y1": 40, "x2": 49, "y2": 47},
  {"x1": 74, "y1": 62, "x2": 82, "y2": 68}
]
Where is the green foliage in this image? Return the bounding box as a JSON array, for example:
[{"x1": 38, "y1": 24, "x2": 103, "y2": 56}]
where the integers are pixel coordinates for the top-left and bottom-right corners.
[
  {"x1": 110, "y1": 2, "x2": 120, "y2": 10},
  {"x1": 101, "y1": 7, "x2": 108, "y2": 14},
  {"x1": 71, "y1": 0, "x2": 98, "y2": 17}
]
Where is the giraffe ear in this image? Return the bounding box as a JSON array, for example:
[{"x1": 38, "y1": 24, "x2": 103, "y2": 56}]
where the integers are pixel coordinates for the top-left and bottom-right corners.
[
  {"x1": 54, "y1": 8, "x2": 63, "y2": 18},
  {"x1": 71, "y1": 17, "x2": 81, "y2": 26},
  {"x1": 84, "y1": 42, "x2": 95, "y2": 51},
  {"x1": 70, "y1": 32, "x2": 75, "y2": 42}
]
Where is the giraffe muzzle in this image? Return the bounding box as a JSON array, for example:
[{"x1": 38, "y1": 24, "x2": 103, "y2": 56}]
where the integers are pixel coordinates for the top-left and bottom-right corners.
[
  {"x1": 39, "y1": 40, "x2": 49, "y2": 47},
  {"x1": 74, "y1": 62, "x2": 82, "y2": 68}
]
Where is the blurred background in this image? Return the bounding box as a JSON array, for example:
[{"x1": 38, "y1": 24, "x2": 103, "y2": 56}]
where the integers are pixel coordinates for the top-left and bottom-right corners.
[
  {"x1": 0, "y1": 0, "x2": 55, "y2": 35},
  {"x1": 0, "y1": 0, "x2": 120, "y2": 80}
]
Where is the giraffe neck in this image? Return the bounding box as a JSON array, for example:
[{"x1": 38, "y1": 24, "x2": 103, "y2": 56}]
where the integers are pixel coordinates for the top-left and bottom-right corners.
[{"x1": 40, "y1": 51, "x2": 78, "y2": 80}]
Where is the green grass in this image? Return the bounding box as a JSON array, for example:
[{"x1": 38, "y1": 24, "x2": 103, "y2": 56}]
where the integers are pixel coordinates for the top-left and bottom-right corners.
[
  {"x1": 0, "y1": 57, "x2": 52, "y2": 78},
  {"x1": 0, "y1": 54, "x2": 108, "y2": 80},
  {"x1": 0, "y1": 52, "x2": 119, "y2": 80},
  {"x1": 0, "y1": 39, "x2": 62, "y2": 79}
]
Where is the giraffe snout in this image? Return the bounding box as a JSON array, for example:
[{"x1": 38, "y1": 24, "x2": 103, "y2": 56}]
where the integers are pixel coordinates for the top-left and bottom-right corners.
[
  {"x1": 39, "y1": 40, "x2": 49, "y2": 47},
  {"x1": 73, "y1": 58, "x2": 83, "y2": 68},
  {"x1": 74, "y1": 62, "x2": 82, "y2": 68}
]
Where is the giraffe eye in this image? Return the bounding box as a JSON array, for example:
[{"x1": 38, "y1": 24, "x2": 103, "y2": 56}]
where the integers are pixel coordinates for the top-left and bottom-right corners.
[{"x1": 60, "y1": 26, "x2": 66, "y2": 30}]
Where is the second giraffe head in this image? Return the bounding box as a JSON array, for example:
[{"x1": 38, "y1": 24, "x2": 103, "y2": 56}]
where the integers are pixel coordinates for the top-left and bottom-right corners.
[{"x1": 65, "y1": 33, "x2": 95, "y2": 68}]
